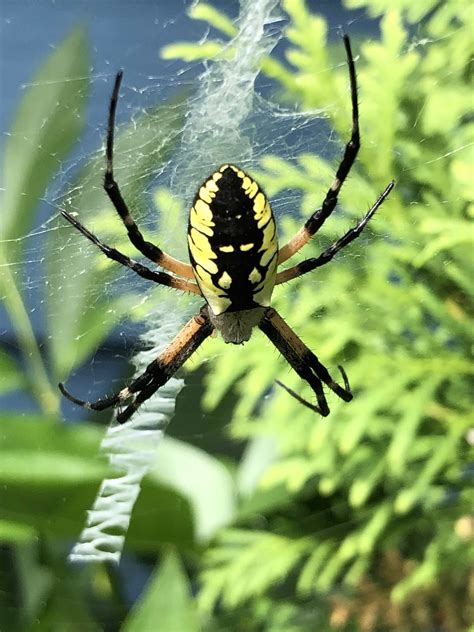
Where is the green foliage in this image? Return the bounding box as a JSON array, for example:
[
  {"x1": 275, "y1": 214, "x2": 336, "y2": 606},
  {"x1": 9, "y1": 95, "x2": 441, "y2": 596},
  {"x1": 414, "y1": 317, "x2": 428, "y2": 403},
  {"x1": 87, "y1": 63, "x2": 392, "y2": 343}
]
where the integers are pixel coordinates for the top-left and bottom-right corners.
[
  {"x1": 123, "y1": 550, "x2": 200, "y2": 632},
  {"x1": 1, "y1": 1, "x2": 472, "y2": 630},
  {"x1": 0, "y1": 413, "x2": 234, "y2": 550},
  {"x1": 0, "y1": 27, "x2": 89, "y2": 414},
  {"x1": 0, "y1": 26, "x2": 233, "y2": 631},
  {"x1": 166, "y1": 1, "x2": 473, "y2": 629},
  {"x1": 0, "y1": 27, "x2": 89, "y2": 258}
]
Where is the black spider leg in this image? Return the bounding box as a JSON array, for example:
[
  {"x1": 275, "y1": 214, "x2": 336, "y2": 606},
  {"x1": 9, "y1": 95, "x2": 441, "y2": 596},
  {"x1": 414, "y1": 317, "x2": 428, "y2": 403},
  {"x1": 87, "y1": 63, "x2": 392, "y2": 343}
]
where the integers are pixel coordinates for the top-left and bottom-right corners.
[
  {"x1": 304, "y1": 34, "x2": 360, "y2": 239},
  {"x1": 104, "y1": 71, "x2": 192, "y2": 277},
  {"x1": 259, "y1": 308, "x2": 352, "y2": 417},
  {"x1": 104, "y1": 71, "x2": 163, "y2": 263},
  {"x1": 299, "y1": 181, "x2": 394, "y2": 274},
  {"x1": 59, "y1": 311, "x2": 214, "y2": 423},
  {"x1": 277, "y1": 181, "x2": 394, "y2": 284},
  {"x1": 116, "y1": 311, "x2": 214, "y2": 424},
  {"x1": 60, "y1": 210, "x2": 200, "y2": 294},
  {"x1": 276, "y1": 366, "x2": 350, "y2": 413}
]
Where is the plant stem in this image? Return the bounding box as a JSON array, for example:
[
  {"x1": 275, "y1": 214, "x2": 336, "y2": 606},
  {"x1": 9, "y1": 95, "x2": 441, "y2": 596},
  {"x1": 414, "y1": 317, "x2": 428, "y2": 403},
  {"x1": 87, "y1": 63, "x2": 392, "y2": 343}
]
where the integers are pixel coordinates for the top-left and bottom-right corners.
[{"x1": 0, "y1": 254, "x2": 59, "y2": 416}]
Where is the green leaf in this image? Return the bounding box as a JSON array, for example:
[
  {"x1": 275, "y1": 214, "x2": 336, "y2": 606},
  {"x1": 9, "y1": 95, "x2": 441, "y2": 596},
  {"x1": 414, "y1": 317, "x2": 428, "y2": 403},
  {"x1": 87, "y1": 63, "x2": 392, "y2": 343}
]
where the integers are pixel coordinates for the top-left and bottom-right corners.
[
  {"x1": 0, "y1": 415, "x2": 194, "y2": 549},
  {"x1": 149, "y1": 436, "x2": 236, "y2": 543},
  {"x1": 0, "y1": 520, "x2": 36, "y2": 544},
  {"x1": 237, "y1": 434, "x2": 279, "y2": 497},
  {"x1": 0, "y1": 348, "x2": 26, "y2": 394},
  {"x1": 189, "y1": 3, "x2": 237, "y2": 37},
  {"x1": 123, "y1": 550, "x2": 199, "y2": 632},
  {"x1": 200, "y1": 530, "x2": 310, "y2": 613},
  {"x1": 0, "y1": 27, "x2": 89, "y2": 259},
  {"x1": 161, "y1": 40, "x2": 224, "y2": 62},
  {"x1": 34, "y1": 561, "x2": 100, "y2": 631},
  {"x1": 345, "y1": 0, "x2": 439, "y2": 23},
  {"x1": 0, "y1": 542, "x2": 52, "y2": 630}
]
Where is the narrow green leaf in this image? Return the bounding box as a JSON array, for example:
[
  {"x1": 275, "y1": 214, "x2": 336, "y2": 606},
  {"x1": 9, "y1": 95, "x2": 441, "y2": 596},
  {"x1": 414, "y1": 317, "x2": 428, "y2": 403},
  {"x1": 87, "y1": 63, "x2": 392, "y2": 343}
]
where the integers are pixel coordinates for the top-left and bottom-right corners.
[
  {"x1": 0, "y1": 520, "x2": 36, "y2": 544},
  {"x1": 123, "y1": 550, "x2": 199, "y2": 632},
  {"x1": 149, "y1": 436, "x2": 236, "y2": 543},
  {"x1": 4, "y1": 543, "x2": 53, "y2": 629},
  {"x1": 237, "y1": 434, "x2": 279, "y2": 497},
  {"x1": 0, "y1": 348, "x2": 26, "y2": 394},
  {"x1": 0, "y1": 27, "x2": 89, "y2": 257},
  {"x1": 0, "y1": 415, "x2": 194, "y2": 549},
  {"x1": 189, "y1": 3, "x2": 237, "y2": 37},
  {"x1": 387, "y1": 380, "x2": 437, "y2": 476},
  {"x1": 161, "y1": 41, "x2": 225, "y2": 62},
  {"x1": 357, "y1": 503, "x2": 392, "y2": 554},
  {"x1": 297, "y1": 541, "x2": 336, "y2": 594}
]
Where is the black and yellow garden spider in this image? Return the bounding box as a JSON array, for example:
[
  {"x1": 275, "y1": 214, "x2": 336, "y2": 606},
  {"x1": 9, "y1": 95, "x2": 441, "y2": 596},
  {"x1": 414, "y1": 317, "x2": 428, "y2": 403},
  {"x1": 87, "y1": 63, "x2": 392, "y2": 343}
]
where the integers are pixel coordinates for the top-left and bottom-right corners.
[{"x1": 59, "y1": 35, "x2": 393, "y2": 424}]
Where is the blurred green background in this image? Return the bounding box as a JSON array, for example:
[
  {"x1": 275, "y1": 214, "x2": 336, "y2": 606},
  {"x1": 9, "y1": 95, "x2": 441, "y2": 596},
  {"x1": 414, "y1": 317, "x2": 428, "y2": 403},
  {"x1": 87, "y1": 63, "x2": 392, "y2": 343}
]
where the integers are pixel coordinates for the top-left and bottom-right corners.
[{"x1": 0, "y1": 0, "x2": 472, "y2": 630}]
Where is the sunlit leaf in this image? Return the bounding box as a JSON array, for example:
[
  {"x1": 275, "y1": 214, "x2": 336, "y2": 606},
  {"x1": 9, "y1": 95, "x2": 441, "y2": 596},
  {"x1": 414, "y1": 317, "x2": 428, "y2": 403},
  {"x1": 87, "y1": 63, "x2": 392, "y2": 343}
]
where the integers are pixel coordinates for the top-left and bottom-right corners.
[
  {"x1": 0, "y1": 27, "x2": 89, "y2": 260},
  {"x1": 0, "y1": 348, "x2": 26, "y2": 394},
  {"x1": 123, "y1": 550, "x2": 199, "y2": 632},
  {"x1": 0, "y1": 415, "x2": 194, "y2": 548}
]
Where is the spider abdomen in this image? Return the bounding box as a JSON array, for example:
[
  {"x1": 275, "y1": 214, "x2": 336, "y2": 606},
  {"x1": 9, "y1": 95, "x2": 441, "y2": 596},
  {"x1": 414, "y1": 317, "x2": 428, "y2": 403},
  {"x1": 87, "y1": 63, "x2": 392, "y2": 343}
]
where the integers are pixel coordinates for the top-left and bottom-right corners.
[{"x1": 188, "y1": 164, "x2": 278, "y2": 323}]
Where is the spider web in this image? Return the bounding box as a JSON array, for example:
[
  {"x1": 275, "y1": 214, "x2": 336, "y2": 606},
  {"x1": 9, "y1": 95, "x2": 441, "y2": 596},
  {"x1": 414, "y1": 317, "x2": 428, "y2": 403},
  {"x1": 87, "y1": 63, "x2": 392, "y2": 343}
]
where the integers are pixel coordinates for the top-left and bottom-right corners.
[
  {"x1": 1, "y1": 2, "x2": 472, "y2": 628},
  {"x1": 1, "y1": 0, "x2": 335, "y2": 561},
  {"x1": 2, "y1": 0, "x2": 359, "y2": 562},
  {"x1": 0, "y1": 0, "x2": 436, "y2": 612},
  {"x1": 67, "y1": 0, "x2": 287, "y2": 563}
]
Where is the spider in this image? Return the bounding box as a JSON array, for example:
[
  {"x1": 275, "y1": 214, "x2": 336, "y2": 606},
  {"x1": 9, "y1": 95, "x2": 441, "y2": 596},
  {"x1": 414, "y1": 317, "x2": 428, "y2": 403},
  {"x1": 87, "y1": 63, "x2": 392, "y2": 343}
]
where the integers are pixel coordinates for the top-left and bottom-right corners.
[{"x1": 59, "y1": 35, "x2": 393, "y2": 424}]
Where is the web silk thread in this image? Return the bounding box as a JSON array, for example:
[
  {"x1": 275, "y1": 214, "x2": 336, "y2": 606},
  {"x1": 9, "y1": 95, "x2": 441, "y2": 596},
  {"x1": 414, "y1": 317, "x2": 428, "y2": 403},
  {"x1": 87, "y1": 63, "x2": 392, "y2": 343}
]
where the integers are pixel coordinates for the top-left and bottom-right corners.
[{"x1": 69, "y1": 0, "x2": 281, "y2": 564}]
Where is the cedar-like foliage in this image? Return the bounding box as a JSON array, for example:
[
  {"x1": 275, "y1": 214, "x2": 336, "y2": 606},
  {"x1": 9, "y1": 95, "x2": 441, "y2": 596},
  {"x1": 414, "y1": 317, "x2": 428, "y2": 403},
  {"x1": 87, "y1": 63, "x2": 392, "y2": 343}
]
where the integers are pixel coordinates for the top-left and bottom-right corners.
[
  {"x1": 1, "y1": 1, "x2": 471, "y2": 630},
  {"x1": 167, "y1": 1, "x2": 473, "y2": 630}
]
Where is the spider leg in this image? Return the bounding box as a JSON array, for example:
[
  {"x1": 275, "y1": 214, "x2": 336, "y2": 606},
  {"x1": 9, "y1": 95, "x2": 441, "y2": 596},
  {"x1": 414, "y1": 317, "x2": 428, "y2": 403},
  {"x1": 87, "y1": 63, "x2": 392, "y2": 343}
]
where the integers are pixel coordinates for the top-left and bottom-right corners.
[
  {"x1": 61, "y1": 210, "x2": 201, "y2": 294},
  {"x1": 116, "y1": 373, "x2": 168, "y2": 424},
  {"x1": 278, "y1": 34, "x2": 360, "y2": 265},
  {"x1": 259, "y1": 308, "x2": 352, "y2": 416},
  {"x1": 276, "y1": 181, "x2": 394, "y2": 284},
  {"x1": 104, "y1": 71, "x2": 194, "y2": 280},
  {"x1": 275, "y1": 379, "x2": 326, "y2": 415},
  {"x1": 59, "y1": 309, "x2": 214, "y2": 422}
]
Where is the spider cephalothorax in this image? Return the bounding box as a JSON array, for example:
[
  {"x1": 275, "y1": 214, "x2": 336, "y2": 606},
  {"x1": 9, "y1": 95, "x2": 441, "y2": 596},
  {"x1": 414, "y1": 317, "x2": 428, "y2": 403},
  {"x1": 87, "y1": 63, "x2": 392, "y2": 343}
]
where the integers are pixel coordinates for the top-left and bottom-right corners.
[{"x1": 59, "y1": 36, "x2": 394, "y2": 424}]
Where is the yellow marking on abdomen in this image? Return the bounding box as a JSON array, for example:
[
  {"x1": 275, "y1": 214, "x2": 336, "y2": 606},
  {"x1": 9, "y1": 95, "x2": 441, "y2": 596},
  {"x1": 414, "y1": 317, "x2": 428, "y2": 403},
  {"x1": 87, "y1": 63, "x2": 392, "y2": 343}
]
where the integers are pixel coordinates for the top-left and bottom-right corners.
[
  {"x1": 194, "y1": 263, "x2": 231, "y2": 316},
  {"x1": 199, "y1": 187, "x2": 212, "y2": 203},
  {"x1": 188, "y1": 235, "x2": 218, "y2": 274},
  {"x1": 254, "y1": 192, "x2": 265, "y2": 215},
  {"x1": 249, "y1": 268, "x2": 262, "y2": 284},
  {"x1": 261, "y1": 219, "x2": 276, "y2": 253},
  {"x1": 240, "y1": 243, "x2": 254, "y2": 252},
  {"x1": 242, "y1": 176, "x2": 251, "y2": 190},
  {"x1": 260, "y1": 246, "x2": 277, "y2": 268},
  {"x1": 218, "y1": 271, "x2": 232, "y2": 289},
  {"x1": 190, "y1": 207, "x2": 214, "y2": 236},
  {"x1": 206, "y1": 179, "x2": 219, "y2": 193},
  {"x1": 259, "y1": 215, "x2": 278, "y2": 268},
  {"x1": 194, "y1": 264, "x2": 214, "y2": 288},
  {"x1": 257, "y1": 202, "x2": 272, "y2": 228},
  {"x1": 195, "y1": 199, "x2": 213, "y2": 222},
  {"x1": 253, "y1": 258, "x2": 278, "y2": 306},
  {"x1": 219, "y1": 245, "x2": 234, "y2": 253},
  {"x1": 247, "y1": 181, "x2": 258, "y2": 198},
  {"x1": 190, "y1": 227, "x2": 212, "y2": 254}
]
